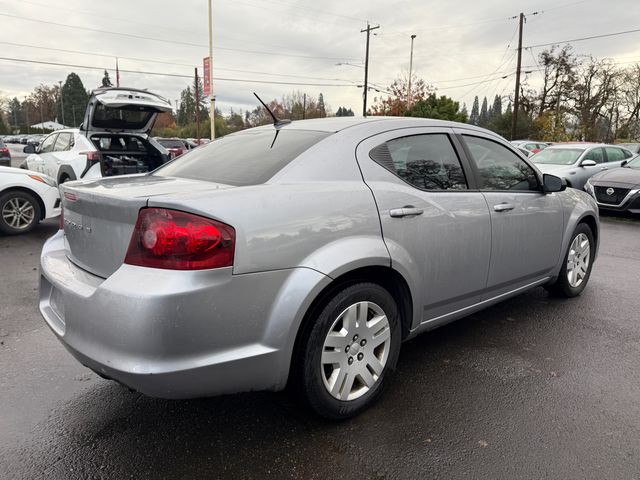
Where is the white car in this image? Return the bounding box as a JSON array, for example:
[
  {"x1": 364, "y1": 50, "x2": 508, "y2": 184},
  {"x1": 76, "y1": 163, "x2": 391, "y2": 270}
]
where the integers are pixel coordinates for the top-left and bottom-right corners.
[
  {"x1": 0, "y1": 166, "x2": 60, "y2": 235},
  {"x1": 24, "y1": 87, "x2": 172, "y2": 184}
]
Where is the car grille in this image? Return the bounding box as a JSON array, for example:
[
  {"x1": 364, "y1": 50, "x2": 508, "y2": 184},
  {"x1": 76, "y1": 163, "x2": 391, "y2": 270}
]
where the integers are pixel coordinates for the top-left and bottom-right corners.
[{"x1": 594, "y1": 186, "x2": 630, "y2": 205}]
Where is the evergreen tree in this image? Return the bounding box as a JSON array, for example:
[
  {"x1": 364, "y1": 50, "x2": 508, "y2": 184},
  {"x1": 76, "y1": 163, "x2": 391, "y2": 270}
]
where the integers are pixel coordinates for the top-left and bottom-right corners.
[
  {"x1": 492, "y1": 95, "x2": 502, "y2": 117},
  {"x1": 460, "y1": 102, "x2": 468, "y2": 118},
  {"x1": 101, "y1": 70, "x2": 113, "y2": 87},
  {"x1": 8, "y1": 97, "x2": 22, "y2": 127},
  {"x1": 479, "y1": 96, "x2": 489, "y2": 127},
  {"x1": 193, "y1": 76, "x2": 208, "y2": 120},
  {"x1": 406, "y1": 94, "x2": 468, "y2": 122},
  {"x1": 346, "y1": 108, "x2": 354, "y2": 116},
  {"x1": 336, "y1": 106, "x2": 344, "y2": 117},
  {"x1": 61, "y1": 73, "x2": 89, "y2": 127},
  {"x1": 469, "y1": 96, "x2": 479, "y2": 125},
  {"x1": 177, "y1": 86, "x2": 195, "y2": 126},
  {"x1": 317, "y1": 93, "x2": 326, "y2": 118}
]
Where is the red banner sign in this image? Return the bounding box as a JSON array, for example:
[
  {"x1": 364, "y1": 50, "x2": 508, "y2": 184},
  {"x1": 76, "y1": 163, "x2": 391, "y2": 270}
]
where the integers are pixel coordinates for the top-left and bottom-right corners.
[{"x1": 203, "y1": 57, "x2": 211, "y2": 97}]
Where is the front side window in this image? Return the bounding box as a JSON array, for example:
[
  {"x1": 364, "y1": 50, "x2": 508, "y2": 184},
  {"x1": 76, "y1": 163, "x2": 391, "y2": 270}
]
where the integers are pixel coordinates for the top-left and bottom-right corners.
[
  {"x1": 39, "y1": 134, "x2": 57, "y2": 153},
  {"x1": 583, "y1": 148, "x2": 604, "y2": 163},
  {"x1": 369, "y1": 134, "x2": 467, "y2": 191},
  {"x1": 463, "y1": 135, "x2": 539, "y2": 191}
]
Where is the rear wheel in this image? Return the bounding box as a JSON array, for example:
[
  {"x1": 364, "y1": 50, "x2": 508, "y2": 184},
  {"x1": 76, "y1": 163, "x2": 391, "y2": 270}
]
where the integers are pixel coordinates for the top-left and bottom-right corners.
[
  {"x1": 0, "y1": 190, "x2": 41, "y2": 235},
  {"x1": 295, "y1": 282, "x2": 401, "y2": 419},
  {"x1": 545, "y1": 223, "x2": 594, "y2": 297}
]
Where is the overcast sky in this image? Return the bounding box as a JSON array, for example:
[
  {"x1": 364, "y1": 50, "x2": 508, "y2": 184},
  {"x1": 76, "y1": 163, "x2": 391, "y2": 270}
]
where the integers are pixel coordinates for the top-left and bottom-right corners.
[{"x1": 1, "y1": 0, "x2": 639, "y2": 117}]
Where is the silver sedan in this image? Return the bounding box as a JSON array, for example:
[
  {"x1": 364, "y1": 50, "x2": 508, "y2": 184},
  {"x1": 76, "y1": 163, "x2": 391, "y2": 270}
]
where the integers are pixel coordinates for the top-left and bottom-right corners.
[
  {"x1": 40, "y1": 117, "x2": 599, "y2": 419},
  {"x1": 531, "y1": 143, "x2": 633, "y2": 190}
]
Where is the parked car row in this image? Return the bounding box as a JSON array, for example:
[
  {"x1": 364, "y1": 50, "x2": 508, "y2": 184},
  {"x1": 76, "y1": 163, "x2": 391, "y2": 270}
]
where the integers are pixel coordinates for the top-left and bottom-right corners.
[{"x1": 2, "y1": 134, "x2": 45, "y2": 146}]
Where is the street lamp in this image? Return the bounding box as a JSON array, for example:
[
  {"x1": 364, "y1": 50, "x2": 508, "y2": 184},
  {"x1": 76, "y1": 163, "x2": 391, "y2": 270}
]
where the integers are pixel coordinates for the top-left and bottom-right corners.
[{"x1": 407, "y1": 34, "x2": 417, "y2": 110}]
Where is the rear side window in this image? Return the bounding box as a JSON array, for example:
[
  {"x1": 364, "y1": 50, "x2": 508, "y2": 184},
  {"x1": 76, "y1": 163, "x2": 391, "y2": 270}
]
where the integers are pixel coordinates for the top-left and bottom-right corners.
[
  {"x1": 369, "y1": 134, "x2": 467, "y2": 190},
  {"x1": 604, "y1": 147, "x2": 628, "y2": 162},
  {"x1": 155, "y1": 129, "x2": 331, "y2": 186},
  {"x1": 54, "y1": 132, "x2": 73, "y2": 151},
  {"x1": 463, "y1": 135, "x2": 539, "y2": 191}
]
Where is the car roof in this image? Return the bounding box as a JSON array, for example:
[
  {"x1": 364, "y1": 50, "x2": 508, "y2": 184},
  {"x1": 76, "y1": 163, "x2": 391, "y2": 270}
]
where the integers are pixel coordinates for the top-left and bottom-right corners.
[
  {"x1": 246, "y1": 116, "x2": 491, "y2": 134},
  {"x1": 545, "y1": 143, "x2": 604, "y2": 150}
]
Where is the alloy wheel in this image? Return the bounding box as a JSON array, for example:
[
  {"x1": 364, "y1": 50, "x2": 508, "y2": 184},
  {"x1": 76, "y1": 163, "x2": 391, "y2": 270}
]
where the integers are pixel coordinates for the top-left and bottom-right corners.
[
  {"x1": 566, "y1": 233, "x2": 590, "y2": 288},
  {"x1": 320, "y1": 301, "x2": 391, "y2": 401},
  {"x1": 2, "y1": 197, "x2": 36, "y2": 230}
]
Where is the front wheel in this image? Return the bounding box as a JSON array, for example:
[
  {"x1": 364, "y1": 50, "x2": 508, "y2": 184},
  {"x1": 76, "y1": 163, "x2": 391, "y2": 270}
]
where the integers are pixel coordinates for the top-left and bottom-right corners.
[
  {"x1": 295, "y1": 282, "x2": 401, "y2": 419},
  {"x1": 0, "y1": 190, "x2": 41, "y2": 235},
  {"x1": 545, "y1": 223, "x2": 594, "y2": 297}
]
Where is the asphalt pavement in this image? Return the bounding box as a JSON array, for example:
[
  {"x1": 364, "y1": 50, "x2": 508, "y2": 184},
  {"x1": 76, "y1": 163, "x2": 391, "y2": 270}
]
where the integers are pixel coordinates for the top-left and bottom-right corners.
[{"x1": 1, "y1": 203, "x2": 639, "y2": 478}]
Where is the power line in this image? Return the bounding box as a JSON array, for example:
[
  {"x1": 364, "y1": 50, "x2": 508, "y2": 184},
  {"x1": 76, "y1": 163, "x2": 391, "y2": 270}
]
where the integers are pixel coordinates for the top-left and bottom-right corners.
[
  {"x1": 0, "y1": 12, "x2": 361, "y2": 62},
  {"x1": 525, "y1": 27, "x2": 640, "y2": 49},
  {"x1": 0, "y1": 56, "x2": 357, "y2": 87},
  {"x1": 0, "y1": 41, "x2": 360, "y2": 83}
]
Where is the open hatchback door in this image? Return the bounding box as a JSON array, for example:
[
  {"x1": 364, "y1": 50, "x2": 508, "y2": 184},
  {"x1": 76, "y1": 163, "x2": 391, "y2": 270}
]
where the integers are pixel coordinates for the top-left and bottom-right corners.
[{"x1": 81, "y1": 87, "x2": 173, "y2": 135}]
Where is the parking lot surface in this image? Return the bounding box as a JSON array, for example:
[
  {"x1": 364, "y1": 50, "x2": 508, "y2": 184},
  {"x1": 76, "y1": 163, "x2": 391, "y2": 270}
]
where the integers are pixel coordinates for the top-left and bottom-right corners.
[{"x1": 1, "y1": 215, "x2": 639, "y2": 479}]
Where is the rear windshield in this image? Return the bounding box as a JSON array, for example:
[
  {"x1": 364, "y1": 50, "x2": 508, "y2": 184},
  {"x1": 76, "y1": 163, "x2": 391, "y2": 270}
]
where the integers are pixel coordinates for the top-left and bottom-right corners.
[
  {"x1": 92, "y1": 103, "x2": 155, "y2": 129},
  {"x1": 158, "y1": 139, "x2": 185, "y2": 148},
  {"x1": 532, "y1": 148, "x2": 583, "y2": 165},
  {"x1": 154, "y1": 129, "x2": 331, "y2": 186}
]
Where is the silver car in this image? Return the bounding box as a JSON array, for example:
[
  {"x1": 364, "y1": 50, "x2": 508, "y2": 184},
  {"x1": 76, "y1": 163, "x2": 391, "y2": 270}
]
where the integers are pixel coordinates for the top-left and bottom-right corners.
[
  {"x1": 40, "y1": 117, "x2": 599, "y2": 419},
  {"x1": 531, "y1": 143, "x2": 633, "y2": 190}
]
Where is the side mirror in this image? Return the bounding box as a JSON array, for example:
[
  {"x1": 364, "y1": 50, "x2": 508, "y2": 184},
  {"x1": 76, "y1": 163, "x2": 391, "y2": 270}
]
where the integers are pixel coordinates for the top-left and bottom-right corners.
[
  {"x1": 543, "y1": 173, "x2": 566, "y2": 193},
  {"x1": 580, "y1": 159, "x2": 597, "y2": 167},
  {"x1": 23, "y1": 144, "x2": 35, "y2": 154},
  {"x1": 621, "y1": 160, "x2": 628, "y2": 167}
]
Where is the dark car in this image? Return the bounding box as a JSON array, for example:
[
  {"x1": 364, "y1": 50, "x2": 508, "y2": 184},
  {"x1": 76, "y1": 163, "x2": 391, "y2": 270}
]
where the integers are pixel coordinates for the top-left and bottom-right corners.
[
  {"x1": 585, "y1": 155, "x2": 640, "y2": 213},
  {"x1": 156, "y1": 138, "x2": 186, "y2": 159},
  {"x1": 618, "y1": 143, "x2": 640, "y2": 154},
  {"x1": 0, "y1": 139, "x2": 11, "y2": 167}
]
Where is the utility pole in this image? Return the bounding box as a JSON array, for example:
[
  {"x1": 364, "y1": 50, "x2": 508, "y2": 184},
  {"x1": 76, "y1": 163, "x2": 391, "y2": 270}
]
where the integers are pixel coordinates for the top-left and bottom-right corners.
[
  {"x1": 407, "y1": 34, "x2": 417, "y2": 110},
  {"x1": 59, "y1": 80, "x2": 65, "y2": 126},
  {"x1": 361, "y1": 23, "x2": 380, "y2": 117},
  {"x1": 510, "y1": 12, "x2": 524, "y2": 140},
  {"x1": 208, "y1": 0, "x2": 215, "y2": 140},
  {"x1": 194, "y1": 67, "x2": 201, "y2": 143}
]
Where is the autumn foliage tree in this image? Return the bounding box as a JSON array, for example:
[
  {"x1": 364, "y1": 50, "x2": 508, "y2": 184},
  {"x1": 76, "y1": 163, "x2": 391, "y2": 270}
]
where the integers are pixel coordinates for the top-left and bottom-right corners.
[{"x1": 369, "y1": 75, "x2": 433, "y2": 116}]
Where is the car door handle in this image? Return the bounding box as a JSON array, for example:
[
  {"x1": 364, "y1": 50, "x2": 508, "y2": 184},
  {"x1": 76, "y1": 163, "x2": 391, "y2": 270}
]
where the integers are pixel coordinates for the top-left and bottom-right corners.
[
  {"x1": 600, "y1": 166, "x2": 608, "y2": 170},
  {"x1": 389, "y1": 206, "x2": 424, "y2": 218},
  {"x1": 493, "y1": 203, "x2": 515, "y2": 212}
]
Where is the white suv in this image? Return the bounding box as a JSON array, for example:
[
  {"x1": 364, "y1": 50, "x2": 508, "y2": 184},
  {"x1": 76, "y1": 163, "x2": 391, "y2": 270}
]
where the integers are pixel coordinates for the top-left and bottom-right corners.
[{"x1": 24, "y1": 87, "x2": 172, "y2": 184}]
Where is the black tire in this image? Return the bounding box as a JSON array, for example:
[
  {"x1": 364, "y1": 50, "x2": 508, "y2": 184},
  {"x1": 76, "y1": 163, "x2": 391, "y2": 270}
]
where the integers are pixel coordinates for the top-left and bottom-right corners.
[
  {"x1": 545, "y1": 223, "x2": 595, "y2": 297},
  {"x1": 0, "y1": 190, "x2": 42, "y2": 235},
  {"x1": 295, "y1": 282, "x2": 402, "y2": 420}
]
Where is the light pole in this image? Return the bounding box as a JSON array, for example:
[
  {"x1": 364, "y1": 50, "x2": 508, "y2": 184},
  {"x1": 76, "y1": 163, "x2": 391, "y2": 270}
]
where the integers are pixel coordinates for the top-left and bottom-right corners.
[
  {"x1": 59, "y1": 80, "x2": 65, "y2": 126},
  {"x1": 208, "y1": 0, "x2": 215, "y2": 140},
  {"x1": 407, "y1": 34, "x2": 416, "y2": 111},
  {"x1": 24, "y1": 96, "x2": 29, "y2": 134}
]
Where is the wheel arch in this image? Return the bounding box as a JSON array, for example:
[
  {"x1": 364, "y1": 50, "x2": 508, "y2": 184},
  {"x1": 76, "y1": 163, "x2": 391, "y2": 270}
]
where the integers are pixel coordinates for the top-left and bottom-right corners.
[
  {"x1": 0, "y1": 186, "x2": 46, "y2": 220},
  {"x1": 578, "y1": 213, "x2": 598, "y2": 251},
  {"x1": 57, "y1": 166, "x2": 77, "y2": 184},
  {"x1": 288, "y1": 265, "x2": 413, "y2": 387}
]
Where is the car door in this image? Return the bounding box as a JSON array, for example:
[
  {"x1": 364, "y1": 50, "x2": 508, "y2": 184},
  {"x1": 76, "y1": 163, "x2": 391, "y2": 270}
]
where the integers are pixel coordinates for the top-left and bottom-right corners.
[
  {"x1": 49, "y1": 132, "x2": 77, "y2": 180},
  {"x1": 577, "y1": 147, "x2": 606, "y2": 187},
  {"x1": 31, "y1": 133, "x2": 58, "y2": 174},
  {"x1": 457, "y1": 131, "x2": 564, "y2": 298},
  {"x1": 356, "y1": 128, "x2": 491, "y2": 325}
]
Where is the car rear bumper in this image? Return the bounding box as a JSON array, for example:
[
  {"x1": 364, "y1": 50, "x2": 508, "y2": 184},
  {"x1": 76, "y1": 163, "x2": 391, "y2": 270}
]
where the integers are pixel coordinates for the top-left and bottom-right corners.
[{"x1": 39, "y1": 231, "x2": 330, "y2": 398}]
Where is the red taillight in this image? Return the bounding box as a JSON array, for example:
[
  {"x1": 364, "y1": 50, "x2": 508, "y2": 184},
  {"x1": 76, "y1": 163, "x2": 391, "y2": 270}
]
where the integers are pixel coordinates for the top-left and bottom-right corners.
[
  {"x1": 80, "y1": 151, "x2": 102, "y2": 161},
  {"x1": 124, "y1": 208, "x2": 235, "y2": 270},
  {"x1": 0, "y1": 148, "x2": 9, "y2": 155}
]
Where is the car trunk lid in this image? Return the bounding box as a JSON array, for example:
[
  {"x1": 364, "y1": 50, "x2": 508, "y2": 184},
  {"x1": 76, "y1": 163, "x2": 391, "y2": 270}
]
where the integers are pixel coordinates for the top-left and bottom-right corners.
[
  {"x1": 80, "y1": 88, "x2": 173, "y2": 135},
  {"x1": 60, "y1": 175, "x2": 233, "y2": 278}
]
